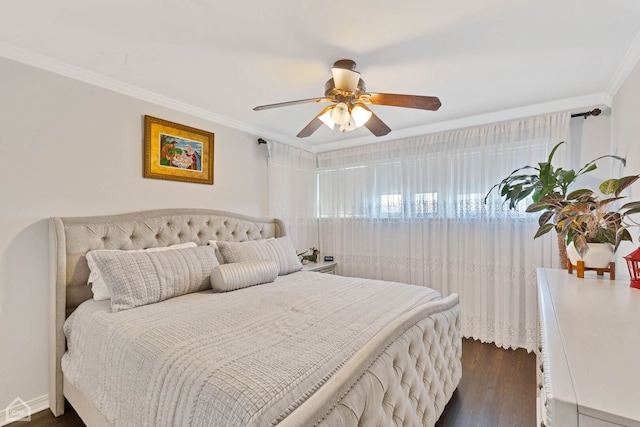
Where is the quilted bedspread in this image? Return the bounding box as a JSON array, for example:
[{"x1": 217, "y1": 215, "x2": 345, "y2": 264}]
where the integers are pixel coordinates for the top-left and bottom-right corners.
[{"x1": 62, "y1": 271, "x2": 442, "y2": 427}]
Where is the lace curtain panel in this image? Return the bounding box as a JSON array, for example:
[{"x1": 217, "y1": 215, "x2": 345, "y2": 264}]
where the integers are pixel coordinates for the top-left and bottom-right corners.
[
  {"x1": 267, "y1": 141, "x2": 318, "y2": 254},
  {"x1": 317, "y1": 113, "x2": 570, "y2": 351}
]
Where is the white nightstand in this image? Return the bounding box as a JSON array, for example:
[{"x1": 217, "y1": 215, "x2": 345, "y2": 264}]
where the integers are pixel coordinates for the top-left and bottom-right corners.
[{"x1": 301, "y1": 260, "x2": 337, "y2": 274}]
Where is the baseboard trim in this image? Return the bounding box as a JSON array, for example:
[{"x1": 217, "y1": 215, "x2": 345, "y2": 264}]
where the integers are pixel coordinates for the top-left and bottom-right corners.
[{"x1": 0, "y1": 394, "x2": 49, "y2": 426}]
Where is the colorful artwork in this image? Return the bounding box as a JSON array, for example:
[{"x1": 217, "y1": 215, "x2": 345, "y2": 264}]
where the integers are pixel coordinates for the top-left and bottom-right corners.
[
  {"x1": 143, "y1": 116, "x2": 214, "y2": 185},
  {"x1": 159, "y1": 133, "x2": 203, "y2": 171}
]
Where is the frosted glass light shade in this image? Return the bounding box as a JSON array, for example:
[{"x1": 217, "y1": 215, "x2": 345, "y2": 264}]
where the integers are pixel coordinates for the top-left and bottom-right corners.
[
  {"x1": 330, "y1": 102, "x2": 350, "y2": 125},
  {"x1": 319, "y1": 108, "x2": 334, "y2": 129},
  {"x1": 339, "y1": 116, "x2": 357, "y2": 132},
  {"x1": 351, "y1": 105, "x2": 372, "y2": 128}
]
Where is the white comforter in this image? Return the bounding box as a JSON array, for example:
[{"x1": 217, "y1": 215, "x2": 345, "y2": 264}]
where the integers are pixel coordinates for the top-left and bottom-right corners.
[{"x1": 62, "y1": 271, "x2": 442, "y2": 427}]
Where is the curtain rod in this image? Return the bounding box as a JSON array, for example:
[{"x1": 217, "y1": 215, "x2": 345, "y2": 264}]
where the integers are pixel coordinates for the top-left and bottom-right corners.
[
  {"x1": 571, "y1": 108, "x2": 601, "y2": 119},
  {"x1": 258, "y1": 109, "x2": 602, "y2": 144}
]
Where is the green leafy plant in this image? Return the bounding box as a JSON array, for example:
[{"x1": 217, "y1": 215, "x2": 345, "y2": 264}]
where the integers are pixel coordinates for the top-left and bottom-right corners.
[
  {"x1": 527, "y1": 176, "x2": 640, "y2": 257},
  {"x1": 297, "y1": 247, "x2": 320, "y2": 263},
  {"x1": 485, "y1": 141, "x2": 627, "y2": 266}
]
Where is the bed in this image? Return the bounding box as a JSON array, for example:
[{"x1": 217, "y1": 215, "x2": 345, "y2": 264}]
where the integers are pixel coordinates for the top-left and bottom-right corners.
[{"x1": 49, "y1": 208, "x2": 461, "y2": 426}]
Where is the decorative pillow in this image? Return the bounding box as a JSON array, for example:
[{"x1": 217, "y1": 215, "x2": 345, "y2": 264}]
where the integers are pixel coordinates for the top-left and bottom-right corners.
[
  {"x1": 210, "y1": 259, "x2": 279, "y2": 292},
  {"x1": 207, "y1": 240, "x2": 227, "y2": 265},
  {"x1": 86, "y1": 242, "x2": 198, "y2": 300},
  {"x1": 217, "y1": 236, "x2": 302, "y2": 275},
  {"x1": 88, "y1": 246, "x2": 219, "y2": 312}
]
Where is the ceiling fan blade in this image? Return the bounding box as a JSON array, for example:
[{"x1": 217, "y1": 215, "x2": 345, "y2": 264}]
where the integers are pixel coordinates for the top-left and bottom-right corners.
[
  {"x1": 296, "y1": 106, "x2": 334, "y2": 138},
  {"x1": 296, "y1": 117, "x2": 323, "y2": 138},
  {"x1": 253, "y1": 97, "x2": 330, "y2": 111},
  {"x1": 367, "y1": 93, "x2": 441, "y2": 111},
  {"x1": 363, "y1": 108, "x2": 392, "y2": 137}
]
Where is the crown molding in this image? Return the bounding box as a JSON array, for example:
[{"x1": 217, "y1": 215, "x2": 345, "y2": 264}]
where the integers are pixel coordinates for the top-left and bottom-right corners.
[
  {"x1": 310, "y1": 93, "x2": 612, "y2": 153},
  {"x1": 606, "y1": 28, "x2": 640, "y2": 97},
  {"x1": 0, "y1": 42, "x2": 614, "y2": 155},
  {"x1": 0, "y1": 42, "x2": 307, "y2": 149}
]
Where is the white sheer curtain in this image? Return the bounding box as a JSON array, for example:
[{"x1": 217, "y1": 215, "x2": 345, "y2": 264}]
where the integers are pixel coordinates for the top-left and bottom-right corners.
[
  {"x1": 267, "y1": 140, "x2": 318, "y2": 254},
  {"x1": 317, "y1": 113, "x2": 570, "y2": 351}
]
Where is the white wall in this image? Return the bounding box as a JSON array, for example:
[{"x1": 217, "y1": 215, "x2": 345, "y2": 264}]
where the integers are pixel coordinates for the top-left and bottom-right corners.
[
  {"x1": 570, "y1": 113, "x2": 613, "y2": 185},
  {"x1": 0, "y1": 57, "x2": 268, "y2": 410},
  {"x1": 611, "y1": 59, "x2": 640, "y2": 277}
]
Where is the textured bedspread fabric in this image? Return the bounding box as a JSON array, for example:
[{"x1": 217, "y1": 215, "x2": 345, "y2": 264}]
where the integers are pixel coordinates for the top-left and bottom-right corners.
[{"x1": 62, "y1": 272, "x2": 442, "y2": 427}]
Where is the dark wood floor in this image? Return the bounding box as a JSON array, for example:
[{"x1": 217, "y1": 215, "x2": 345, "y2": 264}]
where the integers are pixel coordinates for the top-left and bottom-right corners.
[
  {"x1": 15, "y1": 339, "x2": 535, "y2": 427},
  {"x1": 435, "y1": 339, "x2": 535, "y2": 427}
]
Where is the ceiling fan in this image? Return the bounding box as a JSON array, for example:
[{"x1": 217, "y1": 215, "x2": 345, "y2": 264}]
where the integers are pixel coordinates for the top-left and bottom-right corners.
[{"x1": 253, "y1": 59, "x2": 442, "y2": 138}]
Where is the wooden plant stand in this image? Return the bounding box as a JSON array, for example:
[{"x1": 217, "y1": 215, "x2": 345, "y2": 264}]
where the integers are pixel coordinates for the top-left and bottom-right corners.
[{"x1": 567, "y1": 259, "x2": 615, "y2": 279}]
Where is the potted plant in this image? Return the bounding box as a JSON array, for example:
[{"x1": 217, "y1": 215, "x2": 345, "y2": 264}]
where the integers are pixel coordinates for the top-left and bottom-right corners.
[
  {"x1": 485, "y1": 141, "x2": 626, "y2": 267},
  {"x1": 298, "y1": 247, "x2": 320, "y2": 264},
  {"x1": 527, "y1": 175, "x2": 640, "y2": 268}
]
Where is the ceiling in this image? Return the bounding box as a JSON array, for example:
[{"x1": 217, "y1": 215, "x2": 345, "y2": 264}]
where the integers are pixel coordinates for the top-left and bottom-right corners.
[{"x1": 1, "y1": 1, "x2": 640, "y2": 152}]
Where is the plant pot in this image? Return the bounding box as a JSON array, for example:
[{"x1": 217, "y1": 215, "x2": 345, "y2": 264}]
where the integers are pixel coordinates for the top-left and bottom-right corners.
[{"x1": 566, "y1": 242, "x2": 615, "y2": 269}]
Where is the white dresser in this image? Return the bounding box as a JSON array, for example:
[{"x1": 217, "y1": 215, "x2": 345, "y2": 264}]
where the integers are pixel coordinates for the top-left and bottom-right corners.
[{"x1": 537, "y1": 268, "x2": 640, "y2": 427}]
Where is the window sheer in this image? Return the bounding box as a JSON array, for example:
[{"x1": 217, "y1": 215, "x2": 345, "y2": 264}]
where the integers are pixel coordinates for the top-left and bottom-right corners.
[
  {"x1": 317, "y1": 113, "x2": 570, "y2": 351},
  {"x1": 267, "y1": 141, "x2": 318, "y2": 254}
]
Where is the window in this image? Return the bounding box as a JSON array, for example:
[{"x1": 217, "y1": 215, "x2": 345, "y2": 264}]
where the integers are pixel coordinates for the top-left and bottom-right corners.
[
  {"x1": 414, "y1": 192, "x2": 438, "y2": 215},
  {"x1": 380, "y1": 194, "x2": 403, "y2": 216}
]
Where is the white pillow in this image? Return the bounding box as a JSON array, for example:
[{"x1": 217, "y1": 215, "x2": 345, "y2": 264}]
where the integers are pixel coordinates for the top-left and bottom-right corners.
[
  {"x1": 207, "y1": 240, "x2": 227, "y2": 265},
  {"x1": 89, "y1": 246, "x2": 219, "y2": 312},
  {"x1": 210, "y1": 259, "x2": 279, "y2": 292},
  {"x1": 86, "y1": 242, "x2": 198, "y2": 300},
  {"x1": 216, "y1": 236, "x2": 302, "y2": 275}
]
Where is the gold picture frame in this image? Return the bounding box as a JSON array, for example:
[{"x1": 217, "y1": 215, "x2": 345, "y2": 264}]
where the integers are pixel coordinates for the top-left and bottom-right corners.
[{"x1": 143, "y1": 115, "x2": 214, "y2": 185}]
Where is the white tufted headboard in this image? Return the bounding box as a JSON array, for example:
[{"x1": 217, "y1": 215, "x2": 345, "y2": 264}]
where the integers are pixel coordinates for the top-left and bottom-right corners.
[{"x1": 48, "y1": 208, "x2": 284, "y2": 415}]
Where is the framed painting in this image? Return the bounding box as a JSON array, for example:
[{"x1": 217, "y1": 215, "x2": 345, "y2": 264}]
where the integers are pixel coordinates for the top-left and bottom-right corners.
[{"x1": 143, "y1": 115, "x2": 214, "y2": 185}]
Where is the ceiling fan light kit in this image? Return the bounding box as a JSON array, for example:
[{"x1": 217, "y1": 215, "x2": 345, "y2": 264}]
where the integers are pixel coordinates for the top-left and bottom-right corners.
[
  {"x1": 253, "y1": 59, "x2": 441, "y2": 138},
  {"x1": 317, "y1": 102, "x2": 371, "y2": 132}
]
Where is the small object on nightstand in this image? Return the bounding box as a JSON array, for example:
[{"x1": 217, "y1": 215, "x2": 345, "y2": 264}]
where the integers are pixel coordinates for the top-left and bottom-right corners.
[
  {"x1": 302, "y1": 260, "x2": 337, "y2": 274},
  {"x1": 298, "y1": 247, "x2": 320, "y2": 264},
  {"x1": 324, "y1": 255, "x2": 334, "y2": 262}
]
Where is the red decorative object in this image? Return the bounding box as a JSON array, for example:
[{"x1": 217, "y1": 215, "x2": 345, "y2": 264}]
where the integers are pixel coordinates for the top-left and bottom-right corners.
[{"x1": 623, "y1": 247, "x2": 640, "y2": 289}]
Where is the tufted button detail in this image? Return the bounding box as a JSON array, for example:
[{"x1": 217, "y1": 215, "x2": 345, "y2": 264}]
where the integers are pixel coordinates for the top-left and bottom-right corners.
[{"x1": 288, "y1": 309, "x2": 462, "y2": 427}]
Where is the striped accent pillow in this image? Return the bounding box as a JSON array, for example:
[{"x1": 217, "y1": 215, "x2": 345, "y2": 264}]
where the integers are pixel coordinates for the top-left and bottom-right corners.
[
  {"x1": 86, "y1": 242, "x2": 198, "y2": 301},
  {"x1": 217, "y1": 236, "x2": 302, "y2": 275},
  {"x1": 210, "y1": 260, "x2": 279, "y2": 292},
  {"x1": 89, "y1": 246, "x2": 219, "y2": 312}
]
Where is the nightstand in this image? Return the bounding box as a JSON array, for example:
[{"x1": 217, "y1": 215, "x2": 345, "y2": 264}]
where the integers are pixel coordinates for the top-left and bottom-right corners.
[{"x1": 301, "y1": 260, "x2": 337, "y2": 274}]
